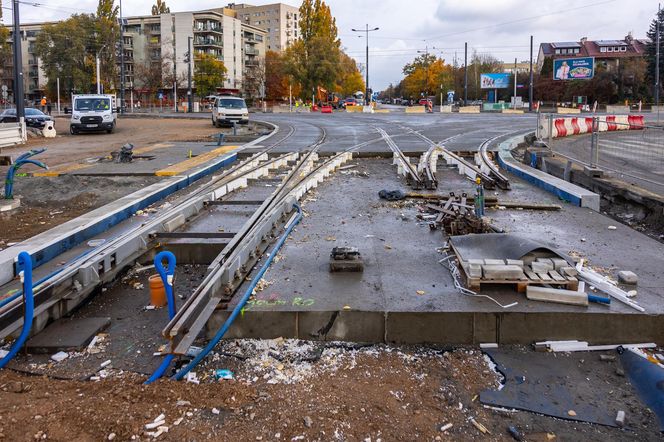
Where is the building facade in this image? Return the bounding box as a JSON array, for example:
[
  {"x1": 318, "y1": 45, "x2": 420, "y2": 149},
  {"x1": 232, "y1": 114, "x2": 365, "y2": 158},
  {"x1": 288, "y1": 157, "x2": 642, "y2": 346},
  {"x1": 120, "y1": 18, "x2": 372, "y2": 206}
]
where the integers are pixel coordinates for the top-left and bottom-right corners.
[
  {"x1": 1, "y1": 22, "x2": 53, "y2": 103},
  {"x1": 228, "y1": 3, "x2": 299, "y2": 52},
  {"x1": 1, "y1": 7, "x2": 267, "y2": 104},
  {"x1": 537, "y1": 33, "x2": 648, "y2": 73}
]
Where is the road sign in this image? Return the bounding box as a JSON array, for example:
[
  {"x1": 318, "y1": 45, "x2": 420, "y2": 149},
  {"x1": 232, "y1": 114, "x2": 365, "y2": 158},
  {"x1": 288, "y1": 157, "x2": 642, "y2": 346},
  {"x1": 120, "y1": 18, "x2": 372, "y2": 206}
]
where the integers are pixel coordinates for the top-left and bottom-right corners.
[{"x1": 158, "y1": 92, "x2": 164, "y2": 100}]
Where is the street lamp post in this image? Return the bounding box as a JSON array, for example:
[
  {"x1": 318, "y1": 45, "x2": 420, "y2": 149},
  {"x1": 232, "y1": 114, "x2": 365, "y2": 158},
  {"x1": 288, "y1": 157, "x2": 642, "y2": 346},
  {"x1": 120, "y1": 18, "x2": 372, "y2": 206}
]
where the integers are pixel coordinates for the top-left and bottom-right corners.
[
  {"x1": 352, "y1": 24, "x2": 379, "y2": 105},
  {"x1": 119, "y1": 0, "x2": 125, "y2": 114},
  {"x1": 12, "y1": 0, "x2": 25, "y2": 122}
]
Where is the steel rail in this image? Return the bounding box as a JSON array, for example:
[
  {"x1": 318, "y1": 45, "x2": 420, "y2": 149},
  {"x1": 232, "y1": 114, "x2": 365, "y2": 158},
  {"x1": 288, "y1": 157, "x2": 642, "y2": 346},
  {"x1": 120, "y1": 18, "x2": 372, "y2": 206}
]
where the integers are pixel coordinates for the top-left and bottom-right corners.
[
  {"x1": 477, "y1": 136, "x2": 511, "y2": 190},
  {"x1": 0, "y1": 122, "x2": 304, "y2": 339},
  {"x1": 377, "y1": 127, "x2": 424, "y2": 188},
  {"x1": 162, "y1": 128, "x2": 331, "y2": 353}
]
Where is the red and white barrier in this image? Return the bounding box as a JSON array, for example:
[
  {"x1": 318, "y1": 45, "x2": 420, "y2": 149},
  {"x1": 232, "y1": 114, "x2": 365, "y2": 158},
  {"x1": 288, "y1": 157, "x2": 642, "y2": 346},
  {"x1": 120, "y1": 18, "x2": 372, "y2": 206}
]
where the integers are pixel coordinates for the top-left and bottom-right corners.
[{"x1": 539, "y1": 114, "x2": 645, "y2": 139}]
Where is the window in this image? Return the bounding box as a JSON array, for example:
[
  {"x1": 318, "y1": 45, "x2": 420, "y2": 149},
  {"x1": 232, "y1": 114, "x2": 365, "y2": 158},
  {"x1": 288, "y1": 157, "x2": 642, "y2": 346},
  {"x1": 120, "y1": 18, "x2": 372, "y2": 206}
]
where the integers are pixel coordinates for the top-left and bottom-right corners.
[
  {"x1": 620, "y1": 46, "x2": 627, "y2": 52},
  {"x1": 555, "y1": 49, "x2": 561, "y2": 54},
  {"x1": 607, "y1": 47, "x2": 613, "y2": 52},
  {"x1": 600, "y1": 47, "x2": 607, "y2": 52}
]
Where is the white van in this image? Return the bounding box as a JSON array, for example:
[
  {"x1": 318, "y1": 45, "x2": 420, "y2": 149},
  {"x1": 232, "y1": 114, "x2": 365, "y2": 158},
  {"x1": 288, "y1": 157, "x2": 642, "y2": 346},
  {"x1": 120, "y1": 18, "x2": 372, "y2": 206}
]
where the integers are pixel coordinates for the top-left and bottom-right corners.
[
  {"x1": 211, "y1": 96, "x2": 249, "y2": 127},
  {"x1": 70, "y1": 94, "x2": 117, "y2": 134}
]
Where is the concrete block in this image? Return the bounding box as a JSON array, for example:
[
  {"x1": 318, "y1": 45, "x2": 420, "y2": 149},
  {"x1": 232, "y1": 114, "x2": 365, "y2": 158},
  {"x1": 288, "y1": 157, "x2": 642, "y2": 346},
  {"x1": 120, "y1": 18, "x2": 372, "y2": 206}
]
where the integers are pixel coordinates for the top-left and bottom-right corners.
[
  {"x1": 506, "y1": 259, "x2": 524, "y2": 267},
  {"x1": 526, "y1": 286, "x2": 588, "y2": 306},
  {"x1": 617, "y1": 270, "x2": 638, "y2": 285},
  {"x1": 482, "y1": 265, "x2": 525, "y2": 280},
  {"x1": 615, "y1": 410, "x2": 626, "y2": 427},
  {"x1": 0, "y1": 198, "x2": 20, "y2": 212},
  {"x1": 483, "y1": 259, "x2": 506, "y2": 265},
  {"x1": 531, "y1": 261, "x2": 554, "y2": 273},
  {"x1": 560, "y1": 266, "x2": 578, "y2": 277},
  {"x1": 468, "y1": 264, "x2": 482, "y2": 278},
  {"x1": 468, "y1": 259, "x2": 484, "y2": 265},
  {"x1": 551, "y1": 258, "x2": 568, "y2": 270},
  {"x1": 26, "y1": 317, "x2": 111, "y2": 353}
]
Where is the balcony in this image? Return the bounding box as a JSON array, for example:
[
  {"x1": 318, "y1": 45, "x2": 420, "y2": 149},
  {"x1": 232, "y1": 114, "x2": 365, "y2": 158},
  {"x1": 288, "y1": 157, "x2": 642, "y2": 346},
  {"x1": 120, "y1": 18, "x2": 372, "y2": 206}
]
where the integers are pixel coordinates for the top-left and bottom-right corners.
[
  {"x1": 245, "y1": 47, "x2": 259, "y2": 56},
  {"x1": 194, "y1": 21, "x2": 223, "y2": 34},
  {"x1": 28, "y1": 69, "x2": 39, "y2": 78},
  {"x1": 28, "y1": 58, "x2": 38, "y2": 66},
  {"x1": 194, "y1": 37, "x2": 223, "y2": 48}
]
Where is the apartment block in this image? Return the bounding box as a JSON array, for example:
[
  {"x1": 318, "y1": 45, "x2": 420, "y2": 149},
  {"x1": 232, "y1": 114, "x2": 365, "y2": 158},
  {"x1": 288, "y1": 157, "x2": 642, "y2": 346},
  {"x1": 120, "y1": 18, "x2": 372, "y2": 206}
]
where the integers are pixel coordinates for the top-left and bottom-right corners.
[{"x1": 228, "y1": 3, "x2": 300, "y2": 52}]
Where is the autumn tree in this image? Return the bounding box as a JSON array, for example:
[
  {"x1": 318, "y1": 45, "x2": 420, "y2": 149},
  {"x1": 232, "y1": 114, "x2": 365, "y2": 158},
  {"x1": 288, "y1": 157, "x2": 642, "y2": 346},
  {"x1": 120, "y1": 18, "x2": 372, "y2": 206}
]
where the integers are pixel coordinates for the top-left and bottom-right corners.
[
  {"x1": 194, "y1": 53, "x2": 227, "y2": 97},
  {"x1": 265, "y1": 50, "x2": 288, "y2": 100},
  {"x1": 152, "y1": 0, "x2": 170, "y2": 15},
  {"x1": 401, "y1": 55, "x2": 454, "y2": 101},
  {"x1": 0, "y1": 1, "x2": 10, "y2": 90},
  {"x1": 283, "y1": 0, "x2": 340, "y2": 99},
  {"x1": 336, "y1": 52, "x2": 365, "y2": 96}
]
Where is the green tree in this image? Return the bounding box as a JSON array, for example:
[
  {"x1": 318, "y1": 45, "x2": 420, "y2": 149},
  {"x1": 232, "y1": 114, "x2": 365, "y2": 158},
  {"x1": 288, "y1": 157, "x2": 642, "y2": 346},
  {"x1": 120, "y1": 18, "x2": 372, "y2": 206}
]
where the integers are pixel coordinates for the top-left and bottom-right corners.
[
  {"x1": 35, "y1": 14, "x2": 98, "y2": 97},
  {"x1": 0, "y1": 0, "x2": 10, "y2": 78},
  {"x1": 402, "y1": 53, "x2": 437, "y2": 76},
  {"x1": 645, "y1": 8, "x2": 664, "y2": 99},
  {"x1": 194, "y1": 53, "x2": 227, "y2": 97},
  {"x1": 283, "y1": 0, "x2": 340, "y2": 99},
  {"x1": 152, "y1": 0, "x2": 170, "y2": 15},
  {"x1": 95, "y1": 0, "x2": 119, "y2": 92}
]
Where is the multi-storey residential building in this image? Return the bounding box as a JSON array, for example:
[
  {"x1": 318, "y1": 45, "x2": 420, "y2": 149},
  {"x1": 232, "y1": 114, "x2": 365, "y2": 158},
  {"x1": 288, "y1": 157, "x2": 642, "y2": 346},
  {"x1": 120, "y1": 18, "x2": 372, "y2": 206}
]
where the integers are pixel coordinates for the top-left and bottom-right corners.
[
  {"x1": 537, "y1": 33, "x2": 648, "y2": 73},
  {"x1": 227, "y1": 3, "x2": 299, "y2": 52},
  {"x1": 1, "y1": 22, "x2": 53, "y2": 103},
  {"x1": 2, "y1": 7, "x2": 266, "y2": 104}
]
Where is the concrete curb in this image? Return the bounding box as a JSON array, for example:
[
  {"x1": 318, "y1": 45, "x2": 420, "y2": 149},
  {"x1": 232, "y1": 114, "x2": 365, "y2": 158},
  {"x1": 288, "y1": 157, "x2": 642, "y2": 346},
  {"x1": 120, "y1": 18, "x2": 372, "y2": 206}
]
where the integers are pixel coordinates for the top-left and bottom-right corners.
[
  {"x1": 497, "y1": 132, "x2": 600, "y2": 211},
  {"x1": 0, "y1": 153, "x2": 239, "y2": 285},
  {"x1": 0, "y1": 123, "x2": 281, "y2": 284}
]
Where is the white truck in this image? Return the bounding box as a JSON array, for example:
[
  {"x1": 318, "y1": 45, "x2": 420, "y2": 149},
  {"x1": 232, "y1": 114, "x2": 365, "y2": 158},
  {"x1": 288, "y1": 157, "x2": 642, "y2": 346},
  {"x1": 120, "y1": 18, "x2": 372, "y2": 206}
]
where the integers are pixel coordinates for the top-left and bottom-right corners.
[
  {"x1": 70, "y1": 94, "x2": 117, "y2": 134},
  {"x1": 211, "y1": 96, "x2": 249, "y2": 127}
]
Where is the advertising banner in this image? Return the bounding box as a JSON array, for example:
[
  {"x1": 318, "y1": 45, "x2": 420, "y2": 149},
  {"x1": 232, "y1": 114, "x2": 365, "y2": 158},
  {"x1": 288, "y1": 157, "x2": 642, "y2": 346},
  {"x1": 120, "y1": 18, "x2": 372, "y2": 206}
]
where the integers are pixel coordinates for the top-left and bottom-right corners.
[
  {"x1": 480, "y1": 73, "x2": 511, "y2": 89},
  {"x1": 553, "y1": 57, "x2": 594, "y2": 80}
]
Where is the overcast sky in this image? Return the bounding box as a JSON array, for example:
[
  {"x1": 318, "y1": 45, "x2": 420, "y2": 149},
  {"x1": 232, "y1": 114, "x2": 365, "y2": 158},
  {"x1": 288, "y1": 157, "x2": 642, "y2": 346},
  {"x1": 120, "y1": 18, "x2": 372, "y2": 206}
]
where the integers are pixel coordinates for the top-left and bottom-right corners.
[{"x1": 2, "y1": 0, "x2": 658, "y2": 89}]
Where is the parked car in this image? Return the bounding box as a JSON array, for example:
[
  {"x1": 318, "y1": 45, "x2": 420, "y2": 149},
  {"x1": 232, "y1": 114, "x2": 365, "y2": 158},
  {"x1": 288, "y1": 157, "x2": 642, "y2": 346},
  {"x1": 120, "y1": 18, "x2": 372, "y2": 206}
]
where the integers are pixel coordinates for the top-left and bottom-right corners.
[
  {"x1": 0, "y1": 108, "x2": 54, "y2": 128},
  {"x1": 343, "y1": 98, "x2": 357, "y2": 108},
  {"x1": 212, "y1": 96, "x2": 249, "y2": 126}
]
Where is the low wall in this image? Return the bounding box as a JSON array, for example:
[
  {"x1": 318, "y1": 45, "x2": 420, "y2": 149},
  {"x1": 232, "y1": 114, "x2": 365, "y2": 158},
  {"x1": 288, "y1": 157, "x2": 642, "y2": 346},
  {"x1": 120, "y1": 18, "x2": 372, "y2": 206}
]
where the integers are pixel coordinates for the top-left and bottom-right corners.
[
  {"x1": 605, "y1": 105, "x2": 630, "y2": 114},
  {"x1": 556, "y1": 107, "x2": 581, "y2": 114},
  {"x1": 405, "y1": 106, "x2": 426, "y2": 114},
  {"x1": 458, "y1": 106, "x2": 481, "y2": 114}
]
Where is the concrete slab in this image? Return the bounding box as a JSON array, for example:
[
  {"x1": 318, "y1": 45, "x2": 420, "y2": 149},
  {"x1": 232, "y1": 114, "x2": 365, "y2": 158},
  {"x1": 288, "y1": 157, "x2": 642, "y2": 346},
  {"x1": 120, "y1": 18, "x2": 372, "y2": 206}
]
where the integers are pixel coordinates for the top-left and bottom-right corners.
[
  {"x1": 25, "y1": 317, "x2": 110, "y2": 353},
  {"x1": 210, "y1": 156, "x2": 664, "y2": 345}
]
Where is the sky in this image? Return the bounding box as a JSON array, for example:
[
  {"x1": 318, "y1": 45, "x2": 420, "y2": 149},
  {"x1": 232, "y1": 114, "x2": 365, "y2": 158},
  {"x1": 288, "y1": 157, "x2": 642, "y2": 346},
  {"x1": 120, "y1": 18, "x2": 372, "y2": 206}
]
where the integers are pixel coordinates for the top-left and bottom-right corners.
[{"x1": 1, "y1": 0, "x2": 658, "y2": 90}]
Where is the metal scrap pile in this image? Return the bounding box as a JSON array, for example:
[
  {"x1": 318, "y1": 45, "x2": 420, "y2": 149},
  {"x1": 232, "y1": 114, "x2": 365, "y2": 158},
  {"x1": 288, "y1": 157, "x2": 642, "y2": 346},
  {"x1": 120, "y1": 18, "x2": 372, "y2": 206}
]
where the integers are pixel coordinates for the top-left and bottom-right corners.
[{"x1": 418, "y1": 192, "x2": 494, "y2": 235}]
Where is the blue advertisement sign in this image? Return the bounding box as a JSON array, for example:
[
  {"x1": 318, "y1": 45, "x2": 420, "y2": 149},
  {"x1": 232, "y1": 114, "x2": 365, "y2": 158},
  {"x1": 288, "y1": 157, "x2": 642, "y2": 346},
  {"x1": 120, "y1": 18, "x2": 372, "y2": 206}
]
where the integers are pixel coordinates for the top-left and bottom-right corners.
[
  {"x1": 553, "y1": 57, "x2": 594, "y2": 80},
  {"x1": 480, "y1": 73, "x2": 511, "y2": 89}
]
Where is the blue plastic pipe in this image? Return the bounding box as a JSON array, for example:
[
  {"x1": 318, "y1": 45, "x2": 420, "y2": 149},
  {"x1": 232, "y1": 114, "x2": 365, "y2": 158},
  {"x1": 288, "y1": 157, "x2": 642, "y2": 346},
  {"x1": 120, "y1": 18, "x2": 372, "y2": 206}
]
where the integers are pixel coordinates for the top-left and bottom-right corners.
[
  {"x1": 144, "y1": 251, "x2": 177, "y2": 384},
  {"x1": 4, "y1": 149, "x2": 47, "y2": 199},
  {"x1": 0, "y1": 252, "x2": 34, "y2": 369},
  {"x1": 173, "y1": 204, "x2": 303, "y2": 381}
]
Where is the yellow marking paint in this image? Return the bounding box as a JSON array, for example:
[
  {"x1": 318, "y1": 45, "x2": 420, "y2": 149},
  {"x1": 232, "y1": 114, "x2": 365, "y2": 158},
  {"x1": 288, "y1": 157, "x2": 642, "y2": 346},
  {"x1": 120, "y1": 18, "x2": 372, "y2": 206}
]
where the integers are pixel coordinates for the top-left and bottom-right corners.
[
  {"x1": 155, "y1": 145, "x2": 238, "y2": 176},
  {"x1": 33, "y1": 163, "x2": 92, "y2": 177}
]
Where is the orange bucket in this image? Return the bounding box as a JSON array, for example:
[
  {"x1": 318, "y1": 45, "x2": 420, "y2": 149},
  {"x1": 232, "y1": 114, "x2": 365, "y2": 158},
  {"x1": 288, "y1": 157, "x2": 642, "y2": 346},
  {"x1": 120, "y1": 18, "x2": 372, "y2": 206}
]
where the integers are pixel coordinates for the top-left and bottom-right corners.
[{"x1": 149, "y1": 274, "x2": 167, "y2": 307}]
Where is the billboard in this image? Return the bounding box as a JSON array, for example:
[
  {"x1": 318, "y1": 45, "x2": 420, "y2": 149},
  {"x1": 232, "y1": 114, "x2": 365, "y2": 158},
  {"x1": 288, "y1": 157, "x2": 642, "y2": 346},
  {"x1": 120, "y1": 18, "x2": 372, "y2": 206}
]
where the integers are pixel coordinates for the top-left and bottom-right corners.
[
  {"x1": 553, "y1": 57, "x2": 594, "y2": 80},
  {"x1": 480, "y1": 73, "x2": 511, "y2": 89}
]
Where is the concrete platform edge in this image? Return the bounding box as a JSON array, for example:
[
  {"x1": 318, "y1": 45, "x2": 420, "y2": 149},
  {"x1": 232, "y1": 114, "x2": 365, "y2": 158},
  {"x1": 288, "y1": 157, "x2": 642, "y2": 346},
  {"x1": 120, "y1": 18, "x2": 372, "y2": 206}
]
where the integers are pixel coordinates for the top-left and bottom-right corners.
[{"x1": 497, "y1": 132, "x2": 600, "y2": 211}]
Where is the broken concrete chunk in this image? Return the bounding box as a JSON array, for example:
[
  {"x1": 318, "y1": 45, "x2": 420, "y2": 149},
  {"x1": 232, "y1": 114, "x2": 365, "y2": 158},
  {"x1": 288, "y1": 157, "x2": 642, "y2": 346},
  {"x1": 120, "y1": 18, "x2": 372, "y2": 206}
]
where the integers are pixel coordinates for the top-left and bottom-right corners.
[
  {"x1": 617, "y1": 270, "x2": 638, "y2": 285},
  {"x1": 482, "y1": 265, "x2": 526, "y2": 280},
  {"x1": 615, "y1": 410, "x2": 626, "y2": 427},
  {"x1": 530, "y1": 261, "x2": 554, "y2": 273},
  {"x1": 483, "y1": 259, "x2": 506, "y2": 265}
]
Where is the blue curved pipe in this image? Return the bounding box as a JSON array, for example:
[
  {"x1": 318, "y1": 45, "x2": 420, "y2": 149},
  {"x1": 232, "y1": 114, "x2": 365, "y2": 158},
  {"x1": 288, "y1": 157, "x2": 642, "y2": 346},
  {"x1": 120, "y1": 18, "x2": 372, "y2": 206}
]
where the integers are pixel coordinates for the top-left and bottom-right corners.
[
  {"x1": 145, "y1": 251, "x2": 177, "y2": 384},
  {"x1": 0, "y1": 252, "x2": 34, "y2": 369},
  {"x1": 4, "y1": 149, "x2": 48, "y2": 199},
  {"x1": 173, "y1": 204, "x2": 303, "y2": 381}
]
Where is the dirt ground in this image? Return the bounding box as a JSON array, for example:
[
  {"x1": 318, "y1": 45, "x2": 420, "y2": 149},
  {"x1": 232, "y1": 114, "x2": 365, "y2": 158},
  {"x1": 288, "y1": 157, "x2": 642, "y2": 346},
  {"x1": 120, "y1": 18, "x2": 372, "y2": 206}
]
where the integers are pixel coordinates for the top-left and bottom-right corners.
[
  {"x1": 2, "y1": 116, "x2": 248, "y2": 169},
  {"x1": 0, "y1": 175, "x2": 159, "y2": 244},
  {"x1": 1, "y1": 341, "x2": 660, "y2": 441}
]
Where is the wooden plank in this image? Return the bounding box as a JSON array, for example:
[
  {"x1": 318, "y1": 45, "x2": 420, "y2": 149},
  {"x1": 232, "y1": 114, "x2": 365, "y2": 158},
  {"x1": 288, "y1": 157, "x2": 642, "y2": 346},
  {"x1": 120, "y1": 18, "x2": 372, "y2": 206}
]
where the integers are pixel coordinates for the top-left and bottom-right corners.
[
  {"x1": 537, "y1": 273, "x2": 553, "y2": 281},
  {"x1": 524, "y1": 269, "x2": 540, "y2": 281},
  {"x1": 549, "y1": 270, "x2": 566, "y2": 282}
]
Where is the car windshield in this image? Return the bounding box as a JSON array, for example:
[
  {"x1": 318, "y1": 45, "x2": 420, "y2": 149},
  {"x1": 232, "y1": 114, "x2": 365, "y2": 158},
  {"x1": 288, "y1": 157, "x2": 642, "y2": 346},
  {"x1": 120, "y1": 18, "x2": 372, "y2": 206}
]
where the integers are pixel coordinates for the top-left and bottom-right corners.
[
  {"x1": 217, "y1": 98, "x2": 246, "y2": 109},
  {"x1": 25, "y1": 108, "x2": 44, "y2": 116},
  {"x1": 75, "y1": 98, "x2": 111, "y2": 111}
]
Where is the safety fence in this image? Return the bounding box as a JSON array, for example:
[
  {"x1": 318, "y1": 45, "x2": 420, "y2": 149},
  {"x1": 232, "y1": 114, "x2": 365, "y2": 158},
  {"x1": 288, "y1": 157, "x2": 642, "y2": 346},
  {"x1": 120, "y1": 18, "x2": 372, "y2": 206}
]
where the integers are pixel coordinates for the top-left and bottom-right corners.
[{"x1": 540, "y1": 114, "x2": 664, "y2": 193}]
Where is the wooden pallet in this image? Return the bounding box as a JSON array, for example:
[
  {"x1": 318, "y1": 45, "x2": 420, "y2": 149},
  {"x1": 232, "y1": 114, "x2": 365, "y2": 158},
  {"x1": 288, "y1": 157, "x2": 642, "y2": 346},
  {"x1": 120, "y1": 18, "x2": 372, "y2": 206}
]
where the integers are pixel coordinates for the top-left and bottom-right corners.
[{"x1": 457, "y1": 260, "x2": 579, "y2": 292}]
